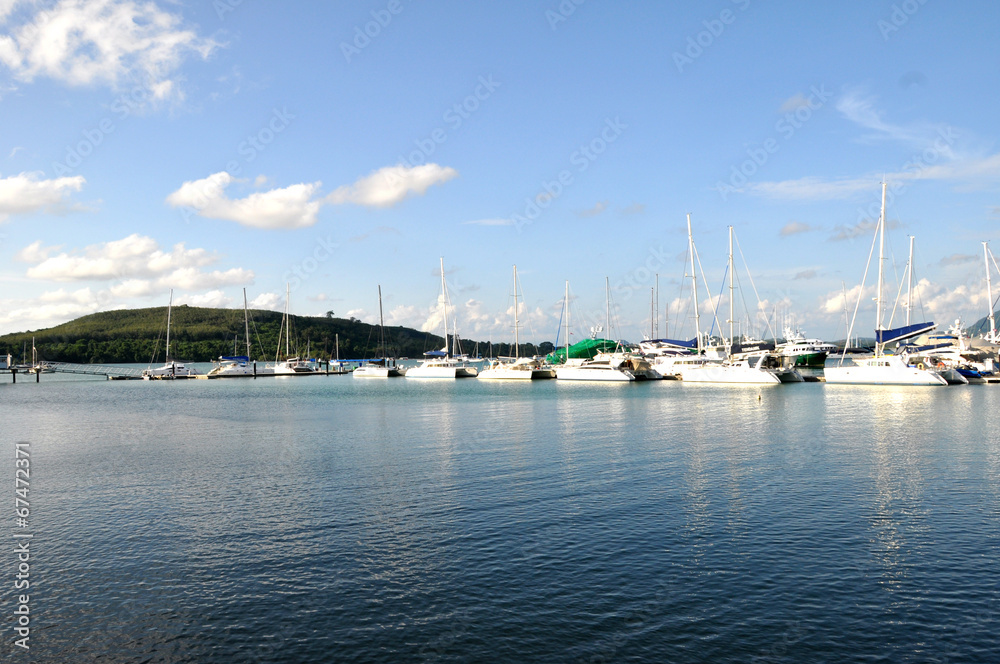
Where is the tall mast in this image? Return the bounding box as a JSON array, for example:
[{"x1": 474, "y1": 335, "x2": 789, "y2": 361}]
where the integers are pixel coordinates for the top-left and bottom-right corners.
[
  {"x1": 875, "y1": 182, "x2": 887, "y2": 357},
  {"x1": 243, "y1": 288, "x2": 251, "y2": 358},
  {"x1": 166, "y1": 288, "x2": 173, "y2": 362},
  {"x1": 728, "y1": 225, "x2": 734, "y2": 349},
  {"x1": 650, "y1": 287, "x2": 655, "y2": 340},
  {"x1": 564, "y1": 281, "x2": 570, "y2": 363},
  {"x1": 285, "y1": 283, "x2": 290, "y2": 359},
  {"x1": 687, "y1": 214, "x2": 702, "y2": 353},
  {"x1": 986, "y1": 242, "x2": 997, "y2": 342},
  {"x1": 655, "y1": 273, "x2": 659, "y2": 338},
  {"x1": 378, "y1": 284, "x2": 386, "y2": 359},
  {"x1": 906, "y1": 235, "x2": 914, "y2": 326},
  {"x1": 512, "y1": 265, "x2": 520, "y2": 358},
  {"x1": 605, "y1": 276, "x2": 611, "y2": 343},
  {"x1": 440, "y1": 257, "x2": 450, "y2": 357}
]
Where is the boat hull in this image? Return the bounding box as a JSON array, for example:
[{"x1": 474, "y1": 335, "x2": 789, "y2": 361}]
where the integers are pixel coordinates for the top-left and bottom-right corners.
[
  {"x1": 555, "y1": 366, "x2": 635, "y2": 381},
  {"x1": 681, "y1": 365, "x2": 782, "y2": 384},
  {"x1": 824, "y1": 358, "x2": 947, "y2": 385}
]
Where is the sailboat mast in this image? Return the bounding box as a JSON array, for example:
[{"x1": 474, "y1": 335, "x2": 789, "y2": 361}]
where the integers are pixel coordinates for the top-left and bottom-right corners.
[
  {"x1": 728, "y1": 225, "x2": 734, "y2": 349},
  {"x1": 440, "y1": 257, "x2": 450, "y2": 357},
  {"x1": 655, "y1": 273, "x2": 659, "y2": 338},
  {"x1": 605, "y1": 276, "x2": 611, "y2": 343},
  {"x1": 650, "y1": 287, "x2": 654, "y2": 340},
  {"x1": 166, "y1": 288, "x2": 173, "y2": 362},
  {"x1": 564, "y1": 281, "x2": 570, "y2": 363},
  {"x1": 875, "y1": 182, "x2": 887, "y2": 357},
  {"x1": 687, "y1": 214, "x2": 702, "y2": 353},
  {"x1": 243, "y1": 288, "x2": 251, "y2": 358},
  {"x1": 378, "y1": 285, "x2": 386, "y2": 359},
  {"x1": 513, "y1": 265, "x2": 519, "y2": 358},
  {"x1": 906, "y1": 235, "x2": 914, "y2": 326},
  {"x1": 986, "y1": 242, "x2": 997, "y2": 342},
  {"x1": 285, "y1": 283, "x2": 290, "y2": 359}
]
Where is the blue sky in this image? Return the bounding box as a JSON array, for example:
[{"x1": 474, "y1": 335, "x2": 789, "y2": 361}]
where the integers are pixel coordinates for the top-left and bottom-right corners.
[{"x1": 2, "y1": 0, "x2": 999, "y2": 343}]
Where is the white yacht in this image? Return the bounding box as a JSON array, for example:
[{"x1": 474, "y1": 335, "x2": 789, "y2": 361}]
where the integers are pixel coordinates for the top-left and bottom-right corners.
[
  {"x1": 775, "y1": 327, "x2": 837, "y2": 368},
  {"x1": 207, "y1": 289, "x2": 257, "y2": 378},
  {"x1": 479, "y1": 265, "x2": 555, "y2": 380},
  {"x1": 681, "y1": 350, "x2": 801, "y2": 384},
  {"x1": 825, "y1": 183, "x2": 947, "y2": 386},
  {"x1": 355, "y1": 285, "x2": 405, "y2": 378},
  {"x1": 406, "y1": 258, "x2": 479, "y2": 379},
  {"x1": 553, "y1": 281, "x2": 635, "y2": 382},
  {"x1": 271, "y1": 284, "x2": 321, "y2": 376}
]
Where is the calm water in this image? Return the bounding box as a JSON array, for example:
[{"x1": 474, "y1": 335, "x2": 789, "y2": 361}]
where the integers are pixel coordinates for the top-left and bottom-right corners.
[{"x1": 3, "y1": 372, "x2": 999, "y2": 662}]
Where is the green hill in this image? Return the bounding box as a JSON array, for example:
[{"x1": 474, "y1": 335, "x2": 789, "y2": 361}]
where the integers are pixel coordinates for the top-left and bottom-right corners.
[{"x1": 0, "y1": 306, "x2": 554, "y2": 364}]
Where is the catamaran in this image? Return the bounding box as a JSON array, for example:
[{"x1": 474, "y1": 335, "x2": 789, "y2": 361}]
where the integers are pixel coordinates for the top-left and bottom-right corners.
[
  {"x1": 479, "y1": 265, "x2": 555, "y2": 380},
  {"x1": 207, "y1": 288, "x2": 256, "y2": 377},
  {"x1": 824, "y1": 182, "x2": 946, "y2": 386}
]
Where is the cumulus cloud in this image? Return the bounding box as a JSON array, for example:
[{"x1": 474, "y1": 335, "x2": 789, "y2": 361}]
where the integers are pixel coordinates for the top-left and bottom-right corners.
[
  {"x1": 19, "y1": 233, "x2": 253, "y2": 295},
  {"x1": 14, "y1": 239, "x2": 62, "y2": 262},
  {"x1": 166, "y1": 172, "x2": 322, "y2": 229},
  {"x1": 177, "y1": 290, "x2": 232, "y2": 308},
  {"x1": 0, "y1": 0, "x2": 218, "y2": 100},
  {"x1": 249, "y1": 292, "x2": 282, "y2": 311},
  {"x1": 327, "y1": 163, "x2": 458, "y2": 208},
  {"x1": 0, "y1": 172, "x2": 85, "y2": 221}
]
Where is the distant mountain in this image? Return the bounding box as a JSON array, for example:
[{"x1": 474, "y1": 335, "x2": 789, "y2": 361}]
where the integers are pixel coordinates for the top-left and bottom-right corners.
[
  {"x1": 0, "y1": 306, "x2": 555, "y2": 364},
  {"x1": 965, "y1": 309, "x2": 1000, "y2": 338}
]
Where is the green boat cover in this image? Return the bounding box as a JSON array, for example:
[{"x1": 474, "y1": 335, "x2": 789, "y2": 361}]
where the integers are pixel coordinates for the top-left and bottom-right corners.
[{"x1": 545, "y1": 338, "x2": 620, "y2": 364}]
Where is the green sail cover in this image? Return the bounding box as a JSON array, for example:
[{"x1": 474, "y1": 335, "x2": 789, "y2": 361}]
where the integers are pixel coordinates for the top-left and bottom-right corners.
[{"x1": 545, "y1": 339, "x2": 619, "y2": 364}]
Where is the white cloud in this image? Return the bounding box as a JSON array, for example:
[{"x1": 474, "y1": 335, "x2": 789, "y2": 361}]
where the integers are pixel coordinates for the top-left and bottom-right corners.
[
  {"x1": 780, "y1": 221, "x2": 818, "y2": 236},
  {"x1": 14, "y1": 239, "x2": 62, "y2": 262},
  {"x1": 327, "y1": 163, "x2": 459, "y2": 208},
  {"x1": 0, "y1": 172, "x2": 85, "y2": 220},
  {"x1": 177, "y1": 290, "x2": 232, "y2": 308},
  {"x1": 166, "y1": 172, "x2": 322, "y2": 229},
  {"x1": 19, "y1": 234, "x2": 252, "y2": 292},
  {"x1": 0, "y1": 0, "x2": 218, "y2": 100},
  {"x1": 249, "y1": 292, "x2": 282, "y2": 311}
]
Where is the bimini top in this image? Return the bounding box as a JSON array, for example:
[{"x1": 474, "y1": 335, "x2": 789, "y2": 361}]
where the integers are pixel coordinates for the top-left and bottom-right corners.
[{"x1": 875, "y1": 321, "x2": 936, "y2": 345}]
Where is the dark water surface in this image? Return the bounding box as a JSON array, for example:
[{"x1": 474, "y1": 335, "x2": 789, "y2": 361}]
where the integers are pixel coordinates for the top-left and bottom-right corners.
[{"x1": 3, "y1": 374, "x2": 999, "y2": 662}]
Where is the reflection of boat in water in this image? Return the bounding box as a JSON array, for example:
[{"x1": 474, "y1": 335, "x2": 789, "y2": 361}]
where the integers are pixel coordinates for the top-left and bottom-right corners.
[
  {"x1": 825, "y1": 183, "x2": 945, "y2": 386},
  {"x1": 143, "y1": 290, "x2": 199, "y2": 380}
]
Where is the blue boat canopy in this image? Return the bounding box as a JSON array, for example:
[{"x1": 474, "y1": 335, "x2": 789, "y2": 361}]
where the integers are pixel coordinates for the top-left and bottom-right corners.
[
  {"x1": 423, "y1": 349, "x2": 448, "y2": 357},
  {"x1": 875, "y1": 321, "x2": 935, "y2": 345},
  {"x1": 221, "y1": 355, "x2": 250, "y2": 362},
  {"x1": 650, "y1": 337, "x2": 698, "y2": 349}
]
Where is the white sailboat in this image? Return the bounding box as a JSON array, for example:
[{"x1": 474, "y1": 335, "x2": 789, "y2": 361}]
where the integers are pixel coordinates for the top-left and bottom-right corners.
[
  {"x1": 678, "y1": 220, "x2": 795, "y2": 383},
  {"x1": 479, "y1": 265, "x2": 555, "y2": 380},
  {"x1": 354, "y1": 285, "x2": 404, "y2": 377},
  {"x1": 143, "y1": 289, "x2": 199, "y2": 379},
  {"x1": 272, "y1": 283, "x2": 321, "y2": 376},
  {"x1": 406, "y1": 258, "x2": 479, "y2": 378},
  {"x1": 824, "y1": 182, "x2": 946, "y2": 386},
  {"x1": 207, "y1": 288, "x2": 255, "y2": 377},
  {"x1": 555, "y1": 281, "x2": 635, "y2": 382}
]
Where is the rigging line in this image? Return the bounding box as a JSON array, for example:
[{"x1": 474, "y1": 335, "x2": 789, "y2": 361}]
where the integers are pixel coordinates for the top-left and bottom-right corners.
[
  {"x1": 693, "y1": 242, "x2": 722, "y2": 339},
  {"x1": 733, "y1": 231, "x2": 776, "y2": 340},
  {"x1": 840, "y1": 214, "x2": 881, "y2": 366}
]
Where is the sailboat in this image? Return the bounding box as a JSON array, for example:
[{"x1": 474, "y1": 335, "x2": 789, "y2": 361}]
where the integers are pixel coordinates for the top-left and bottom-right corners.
[
  {"x1": 555, "y1": 280, "x2": 635, "y2": 381},
  {"x1": 682, "y1": 223, "x2": 801, "y2": 384},
  {"x1": 271, "y1": 283, "x2": 321, "y2": 375},
  {"x1": 354, "y1": 285, "x2": 404, "y2": 377},
  {"x1": 405, "y1": 258, "x2": 479, "y2": 378},
  {"x1": 143, "y1": 289, "x2": 199, "y2": 379},
  {"x1": 207, "y1": 288, "x2": 255, "y2": 377},
  {"x1": 824, "y1": 182, "x2": 946, "y2": 385},
  {"x1": 478, "y1": 265, "x2": 554, "y2": 379}
]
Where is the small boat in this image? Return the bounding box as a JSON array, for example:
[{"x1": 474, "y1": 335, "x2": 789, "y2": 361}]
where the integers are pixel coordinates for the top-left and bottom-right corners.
[
  {"x1": 553, "y1": 281, "x2": 635, "y2": 382},
  {"x1": 271, "y1": 284, "x2": 321, "y2": 376},
  {"x1": 207, "y1": 289, "x2": 256, "y2": 377}
]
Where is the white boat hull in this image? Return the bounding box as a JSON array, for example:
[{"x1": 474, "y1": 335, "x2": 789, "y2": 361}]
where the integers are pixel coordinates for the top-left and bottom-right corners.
[
  {"x1": 555, "y1": 365, "x2": 635, "y2": 381},
  {"x1": 353, "y1": 365, "x2": 403, "y2": 378},
  {"x1": 681, "y1": 364, "x2": 782, "y2": 384},
  {"x1": 405, "y1": 362, "x2": 478, "y2": 378},
  {"x1": 824, "y1": 356, "x2": 947, "y2": 385}
]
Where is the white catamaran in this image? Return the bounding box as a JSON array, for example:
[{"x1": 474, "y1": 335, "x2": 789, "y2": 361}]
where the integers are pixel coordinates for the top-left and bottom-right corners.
[
  {"x1": 824, "y1": 182, "x2": 947, "y2": 386},
  {"x1": 406, "y1": 258, "x2": 479, "y2": 378},
  {"x1": 143, "y1": 289, "x2": 199, "y2": 379}
]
